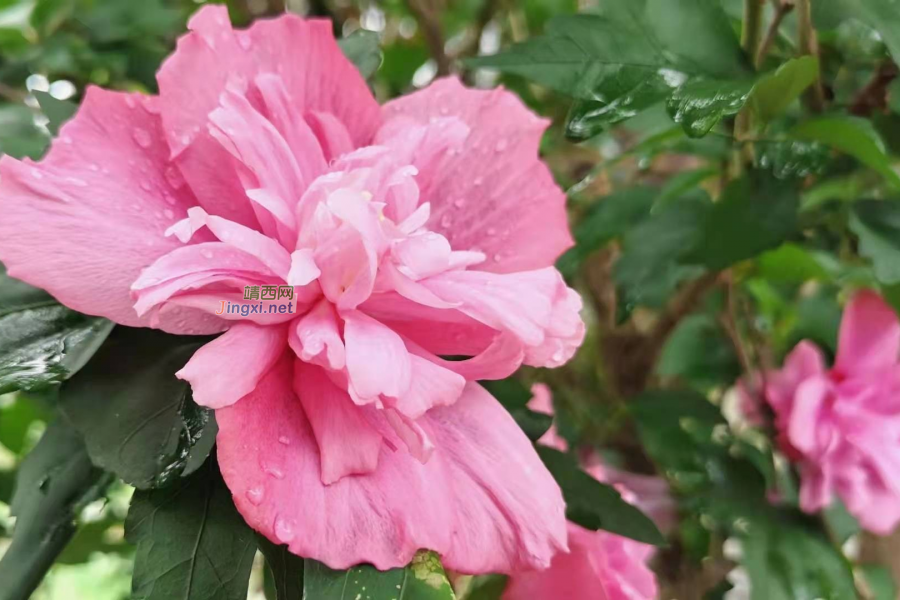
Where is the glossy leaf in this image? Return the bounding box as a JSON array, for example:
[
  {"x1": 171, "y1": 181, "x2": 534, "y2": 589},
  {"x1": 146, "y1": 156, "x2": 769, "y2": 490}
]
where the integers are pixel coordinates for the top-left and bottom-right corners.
[
  {"x1": 536, "y1": 446, "x2": 665, "y2": 545},
  {"x1": 303, "y1": 551, "x2": 456, "y2": 600},
  {"x1": 0, "y1": 265, "x2": 113, "y2": 395},
  {"x1": 0, "y1": 420, "x2": 108, "y2": 600},
  {"x1": 850, "y1": 199, "x2": 900, "y2": 284},
  {"x1": 258, "y1": 536, "x2": 304, "y2": 600},
  {"x1": 790, "y1": 116, "x2": 900, "y2": 188},
  {"x1": 126, "y1": 457, "x2": 257, "y2": 600},
  {"x1": 481, "y1": 378, "x2": 552, "y2": 443},
  {"x1": 758, "y1": 140, "x2": 830, "y2": 179},
  {"x1": 667, "y1": 78, "x2": 754, "y2": 137},
  {"x1": 60, "y1": 326, "x2": 216, "y2": 489},
  {"x1": 747, "y1": 57, "x2": 820, "y2": 124}
]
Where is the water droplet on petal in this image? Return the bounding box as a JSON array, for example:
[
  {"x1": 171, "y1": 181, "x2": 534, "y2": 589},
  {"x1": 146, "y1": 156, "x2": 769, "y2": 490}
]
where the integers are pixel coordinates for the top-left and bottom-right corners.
[
  {"x1": 65, "y1": 177, "x2": 87, "y2": 187},
  {"x1": 163, "y1": 209, "x2": 175, "y2": 219},
  {"x1": 88, "y1": 163, "x2": 99, "y2": 172},
  {"x1": 494, "y1": 139, "x2": 508, "y2": 152},
  {"x1": 473, "y1": 177, "x2": 483, "y2": 186},
  {"x1": 132, "y1": 128, "x2": 152, "y2": 148},
  {"x1": 246, "y1": 486, "x2": 265, "y2": 506},
  {"x1": 30, "y1": 168, "x2": 43, "y2": 180},
  {"x1": 274, "y1": 516, "x2": 295, "y2": 543},
  {"x1": 164, "y1": 166, "x2": 186, "y2": 190},
  {"x1": 453, "y1": 198, "x2": 465, "y2": 208},
  {"x1": 125, "y1": 96, "x2": 136, "y2": 109},
  {"x1": 278, "y1": 436, "x2": 291, "y2": 446},
  {"x1": 61, "y1": 136, "x2": 72, "y2": 145},
  {"x1": 164, "y1": 194, "x2": 177, "y2": 206},
  {"x1": 200, "y1": 248, "x2": 213, "y2": 259},
  {"x1": 440, "y1": 215, "x2": 452, "y2": 228},
  {"x1": 265, "y1": 464, "x2": 285, "y2": 480},
  {"x1": 237, "y1": 33, "x2": 252, "y2": 50},
  {"x1": 140, "y1": 181, "x2": 152, "y2": 192},
  {"x1": 486, "y1": 227, "x2": 497, "y2": 236}
]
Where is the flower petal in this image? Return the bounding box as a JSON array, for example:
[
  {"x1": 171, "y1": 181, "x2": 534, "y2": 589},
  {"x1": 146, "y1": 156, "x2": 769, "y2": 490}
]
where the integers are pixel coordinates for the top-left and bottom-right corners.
[
  {"x1": 216, "y1": 360, "x2": 568, "y2": 573},
  {"x1": 177, "y1": 322, "x2": 287, "y2": 408},
  {"x1": 380, "y1": 77, "x2": 572, "y2": 273},
  {"x1": 0, "y1": 87, "x2": 222, "y2": 334},
  {"x1": 343, "y1": 310, "x2": 412, "y2": 402},
  {"x1": 835, "y1": 290, "x2": 900, "y2": 376}
]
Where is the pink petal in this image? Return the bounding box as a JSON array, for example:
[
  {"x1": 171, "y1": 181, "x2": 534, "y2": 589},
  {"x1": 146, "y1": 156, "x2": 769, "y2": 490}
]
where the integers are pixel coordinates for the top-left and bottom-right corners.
[
  {"x1": 343, "y1": 310, "x2": 412, "y2": 402},
  {"x1": 787, "y1": 376, "x2": 833, "y2": 455},
  {"x1": 216, "y1": 359, "x2": 568, "y2": 572},
  {"x1": 835, "y1": 290, "x2": 900, "y2": 376},
  {"x1": 294, "y1": 361, "x2": 383, "y2": 485},
  {"x1": 177, "y1": 322, "x2": 287, "y2": 408},
  {"x1": 390, "y1": 354, "x2": 466, "y2": 419},
  {"x1": 380, "y1": 77, "x2": 572, "y2": 273},
  {"x1": 766, "y1": 340, "x2": 826, "y2": 412},
  {"x1": 0, "y1": 87, "x2": 222, "y2": 334},
  {"x1": 157, "y1": 6, "x2": 380, "y2": 226},
  {"x1": 288, "y1": 299, "x2": 345, "y2": 370}
]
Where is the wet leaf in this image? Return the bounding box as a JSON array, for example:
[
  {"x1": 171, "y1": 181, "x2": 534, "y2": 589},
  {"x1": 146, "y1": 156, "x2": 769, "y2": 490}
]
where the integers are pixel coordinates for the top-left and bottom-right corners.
[
  {"x1": 126, "y1": 456, "x2": 257, "y2": 600},
  {"x1": 0, "y1": 265, "x2": 113, "y2": 395},
  {"x1": 667, "y1": 78, "x2": 755, "y2": 137},
  {"x1": 790, "y1": 116, "x2": 900, "y2": 188},
  {"x1": 747, "y1": 57, "x2": 820, "y2": 124},
  {"x1": 258, "y1": 536, "x2": 304, "y2": 600},
  {"x1": 0, "y1": 420, "x2": 109, "y2": 600},
  {"x1": 758, "y1": 140, "x2": 831, "y2": 179},
  {"x1": 303, "y1": 551, "x2": 456, "y2": 600},
  {"x1": 537, "y1": 446, "x2": 665, "y2": 545},
  {"x1": 60, "y1": 327, "x2": 216, "y2": 489}
]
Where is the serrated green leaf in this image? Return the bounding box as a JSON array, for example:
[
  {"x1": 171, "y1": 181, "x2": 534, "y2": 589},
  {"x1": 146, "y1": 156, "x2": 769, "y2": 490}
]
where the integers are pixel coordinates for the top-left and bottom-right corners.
[
  {"x1": 33, "y1": 90, "x2": 77, "y2": 136},
  {"x1": 126, "y1": 457, "x2": 257, "y2": 600},
  {"x1": 536, "y1": 446, "x2": 665, "y2": 545},
  {"x1": 688, "y1": 173, "x2": 799, "y2": 270},
  {"x1": 666, "y1": 78, "x2": 755, "y2": 137},
  {"x1": 303, "y1": 551, "x2": 456, "y2": 600},
  {"x1": 0, "y1": 265, "x2": 113, "y2": 395},
  {"x1": 60, "y1": 326, "x2": 216, "y2": 489},
  {"x1": 0, "y1": 420, "x2": 109, "y2": 600},
  {"x1": 790, "y1": 116, "x2": 900, "y2": 188},
  {"x1": 850, "y1": 199, "x2": 900, "y2": 284}
]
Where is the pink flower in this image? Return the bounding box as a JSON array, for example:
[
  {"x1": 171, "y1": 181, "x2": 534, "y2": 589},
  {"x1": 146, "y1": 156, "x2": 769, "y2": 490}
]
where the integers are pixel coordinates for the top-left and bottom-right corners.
[
  {"x1": 764, "y1": 290, "x2": 900, "y2": 534},
  {"x1": 505, "y1": 386, "x2": 661, "y2": 599},
  {"x1": 0, "y1": 7, "x2": 584, "y2": 572}
]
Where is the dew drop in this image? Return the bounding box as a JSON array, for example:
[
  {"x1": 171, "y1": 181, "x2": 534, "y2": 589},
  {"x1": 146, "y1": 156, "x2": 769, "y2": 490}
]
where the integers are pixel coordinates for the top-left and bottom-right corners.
[
  {"x1": 486, "y1": 227, "x2": 497, "y2": 236},
  {"x1": 453, "y1": 198, "x2": 465, "y2": 208},
  {"x1": 274, "y1": 517, "x2": 295, "y2": 543},
  {"x1": 124, "y1": 96, "x2": 136, "y2": 109},
  {"x1": 200, "y1": 248, "x2": 213, "y2": 259},
  {"x1": 30, "y1": 168, "x2": 43, "y2": 180},
  {"x1": 164, "y1": 166, "x2": 186, "y2": 190},
  {"x1": 246, "y1": 486, "x2": 265, "y2": 506},
  {"x1": 132, "y1": 203, "x2": 143, "y2": 212},
  {"x1": 61, "y1": 136, "x2": 72, "y2": 145},
  {"x1": 440, "y1": 215, "x2": 452, "y2": 228},
  {"x1": 164, "y1": 194, "x2": 177, "y2": 205},
  {"x1": 132, "y1": 128, "x2": 152, "y2": 148},
  {"x1": 473, "y1": 177, "x2": 483, "y2": 186},
  {"x1": 493, "y1": 253, "x2": 502, "y2": 262},
  {"x1": 163, "y1": 208, "x2": 175, "y2": 219},
  {"x1": 265, "y1": 464, "x2": 285, "y2": 479},
  {"x1": 180, "y1": 134, "x2": 191, "y2": 146},
  {"x1": 65, "y1": 177, "x2": 87, "y2": 187},
  {"x1": 237, "y1": 33, "x2": 252, "y2": 50},
  {"x1": 278, "y1": 436, "x2": 291, "y2": 446},
  {"x1": 140, "y1": 181, "x2": 152, "y2": 192},
  {"x1": 88, "y1": 163, "x2": 100, "y2": 172},
  {"x1": 494, "y1": 139, "x2": 508, "y2": 152}
]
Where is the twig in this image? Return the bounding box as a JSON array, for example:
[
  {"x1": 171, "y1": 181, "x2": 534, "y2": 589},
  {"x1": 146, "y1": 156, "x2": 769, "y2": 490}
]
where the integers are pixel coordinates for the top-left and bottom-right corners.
[
  {"x1": 406, "y1": 0, "x2": 452, "y2": 76},
  {"x1": 452, "y1": 0, "x2": 501, "y2": 59},
  {"x1": 756, "y1": 1, "x2": 795, "y2": 68},
  {"x1": 850, "y1": 60, "x2": 899, "y2": 116},
  {"x1": 796, "y1": 0, "x2": 826, "y2": 111},
  {"x1": 646, "y1": 271, "x2": 722, "y2": 351},
  {"x1": 741, "y1": 0, "x2": 765, "y2": 64}
]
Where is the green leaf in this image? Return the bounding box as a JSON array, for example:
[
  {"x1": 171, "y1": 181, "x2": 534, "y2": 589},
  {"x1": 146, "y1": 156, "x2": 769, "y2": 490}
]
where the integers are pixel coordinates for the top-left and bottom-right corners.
[
  {"x1": 656, "y1": 314, "x2": 740, "y2": 388},
  {"x1": 758, "y1": 140, "x2": 830, "y2": 179},
  {"x1": 480, "y1": 378, "x2": 552, "y2": 443},
  {"x1": 303, "y1": 551, "x2": 456, "y2": 600},
  {"x1": 126, "y1": 457, "x2": 257, "y2": 600},
  {"x1": 859, "y1": 564, "x2": 897, "y2": 600},
  {"x1": 60, "y1": 326, "x2": 216, "y2": 489},
  {"x1": 688, "y1": 173, "x2": 799, "y2": 270},
  {"x1": 741, "y1": 516, "x2": 857, "y2": 600},
  {"x1": 339, "y1": 29, "x2": 382, "y2": 80},
  {"x1": 0, "y1": 420, "x2": 108, "y2": 600},
  {"x1": 747, "y1": 57, "x2": 820, "y2": 124},
  {"x1": 666, "y1": 78, "x2": 755, "y2": 137},
  {"x1": 614, "y1": 193, "x2": 710, "y2": 309},
  {"x1": 536, "y1": 446, "x2": 665, "y2": 545},
  {"x1": 0, "y1": 265, "x2": 113, "y2": 395},
  {"x1": 790, "y1": 116, "x2": 900, "y2": 188},
  {"x1": 33, "y1": 90, "x2": 78, "y2": 136},
  {"x1": 258, "y1": 536, "x2": 304, "y2": 600},
  {"x1": 0, "y1": 104, "x2": 49, "y2": 159},
  {"x1": 756, "y1": 244, "x2": 832, "y2": 283},
  {"x1": 837, "y1": 0, "x2": 900, "y2": 62},
  {"x1": 557, "y1": 187, "x2": 655, "y2": 277},
  {"x1": 850, "y1": 199, "x2": 900, "y2": 284}
]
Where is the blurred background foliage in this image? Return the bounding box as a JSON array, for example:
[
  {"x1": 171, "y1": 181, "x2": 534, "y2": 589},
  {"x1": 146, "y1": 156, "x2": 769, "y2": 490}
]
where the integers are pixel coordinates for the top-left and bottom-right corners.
[{"x1": 3, "y1": 0, "x2": 900, "y2": 598}]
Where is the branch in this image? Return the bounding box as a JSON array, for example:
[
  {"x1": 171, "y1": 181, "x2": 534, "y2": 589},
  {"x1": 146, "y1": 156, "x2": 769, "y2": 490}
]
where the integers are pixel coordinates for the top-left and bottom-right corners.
[
  {"x1": 406, "y1": 0, "x2": 452, "y2": 76},
  {"x1": 796, "y1": 0, "x2": 826, "y2": 111},
  {"x1": 756, "y1": 1, "x2": 794, "y2": 68},
  {"x1": 850, "y1": 60, "x2": 899, "y2": 116}
]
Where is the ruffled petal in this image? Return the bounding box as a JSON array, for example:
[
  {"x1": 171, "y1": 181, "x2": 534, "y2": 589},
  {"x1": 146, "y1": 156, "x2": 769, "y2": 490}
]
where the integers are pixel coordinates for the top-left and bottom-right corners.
[
  {"x1": 177, "y1": 322, "x2": 287, "y2": 408},
  {"x1": 380, "y1": 77, "x2": 572, "y2": 273},
  {"x1": 343, "y1": 310, "x2": 412, "y2": 402},
  {"x1": 835, "y1": 290, "x2": 900, "y2": 376},
  {"x1": 0, "y1": 87, "x2": 222, "y2": 334},
  {"x1": 216, "y1": 359, "x2": 567, "y2": 573}
]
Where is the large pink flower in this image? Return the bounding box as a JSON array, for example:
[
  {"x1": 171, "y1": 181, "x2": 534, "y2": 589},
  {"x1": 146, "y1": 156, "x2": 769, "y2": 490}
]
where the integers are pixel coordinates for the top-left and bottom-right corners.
[
  {"x1": 763, "y1": 290, "x2": 900, "y2": 534},
  {"x1": 0, "y1": 7, "x2": 584, "y2": 572},
  {"x1": 505, "y1": 385, "x2": 661, "y2": 599}
]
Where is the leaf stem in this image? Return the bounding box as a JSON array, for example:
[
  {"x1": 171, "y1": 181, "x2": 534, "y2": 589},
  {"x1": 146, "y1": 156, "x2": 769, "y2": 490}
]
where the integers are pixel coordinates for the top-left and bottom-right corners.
[
  {"x1": 796, "y1": 0, "x2": 826, "y2": 111},
  {"x1": 756, "y1": 1, "x2": 794, "y2": 68}
]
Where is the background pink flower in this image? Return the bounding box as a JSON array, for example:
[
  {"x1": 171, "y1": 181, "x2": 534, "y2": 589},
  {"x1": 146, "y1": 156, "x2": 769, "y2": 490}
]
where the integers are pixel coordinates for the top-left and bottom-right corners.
[
  {"x1": 0, "y1": 6, "x2": 585, "y2": 573},
  {"x1": 764, "y1": 290, "x2": 900, "y2": 534},
  {"x1": 507, "y1": 384, "x2": 662, "y2": 599}
]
